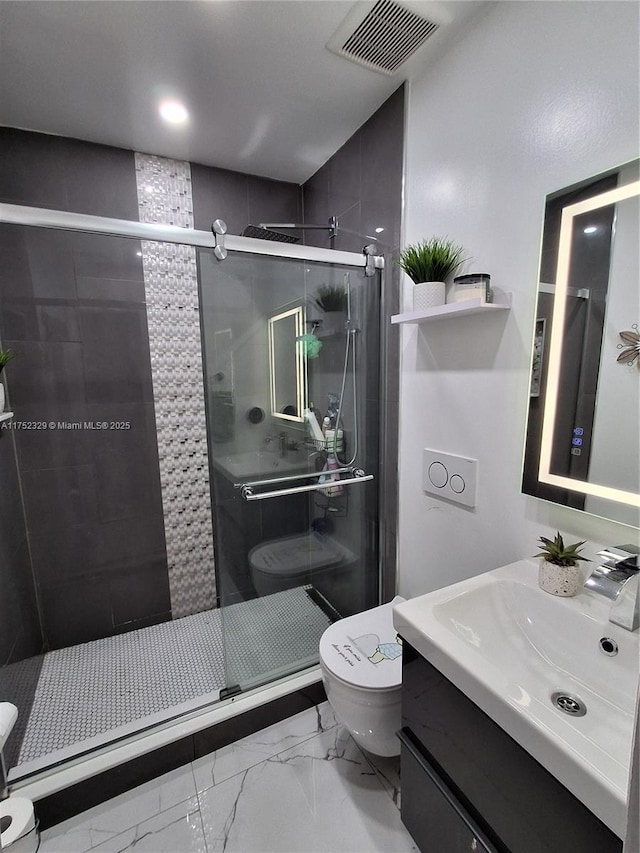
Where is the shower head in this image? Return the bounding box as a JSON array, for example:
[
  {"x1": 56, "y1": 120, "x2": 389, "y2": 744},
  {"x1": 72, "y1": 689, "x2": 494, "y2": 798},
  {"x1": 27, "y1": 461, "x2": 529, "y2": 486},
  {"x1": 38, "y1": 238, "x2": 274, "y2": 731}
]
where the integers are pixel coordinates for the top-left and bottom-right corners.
[{"x1": 242, "y1": 225, "x2": 300, "y2": 243}]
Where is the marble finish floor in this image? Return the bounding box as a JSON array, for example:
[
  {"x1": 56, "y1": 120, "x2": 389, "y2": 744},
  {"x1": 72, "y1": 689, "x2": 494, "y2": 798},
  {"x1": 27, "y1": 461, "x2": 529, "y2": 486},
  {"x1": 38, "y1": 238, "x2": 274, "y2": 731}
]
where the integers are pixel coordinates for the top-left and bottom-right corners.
[{"x1": 40, "y1": 702, "x2": 417, "y2": 853}]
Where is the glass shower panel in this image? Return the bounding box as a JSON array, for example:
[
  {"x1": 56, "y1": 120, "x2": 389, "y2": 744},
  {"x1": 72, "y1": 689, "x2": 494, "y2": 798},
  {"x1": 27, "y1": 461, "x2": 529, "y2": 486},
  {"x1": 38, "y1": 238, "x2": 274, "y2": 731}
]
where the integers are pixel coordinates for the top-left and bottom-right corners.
[
  {"x1": 0, "y1": 223, "x2": 224, "y2": 780},
  {"x1": 198, "y1": 249, "x2": 381, "y2": 695}
]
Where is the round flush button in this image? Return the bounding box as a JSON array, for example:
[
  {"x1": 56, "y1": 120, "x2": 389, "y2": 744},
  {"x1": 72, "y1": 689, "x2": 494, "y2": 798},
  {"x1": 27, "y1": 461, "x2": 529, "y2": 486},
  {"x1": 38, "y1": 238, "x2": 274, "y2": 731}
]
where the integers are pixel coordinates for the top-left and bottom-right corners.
[
  {"x1": 428, "y1": 461, "x2": 448, "y2": 488},
  {"x1": 450, "y1": 474, "x2": 466, "y2": 493}
]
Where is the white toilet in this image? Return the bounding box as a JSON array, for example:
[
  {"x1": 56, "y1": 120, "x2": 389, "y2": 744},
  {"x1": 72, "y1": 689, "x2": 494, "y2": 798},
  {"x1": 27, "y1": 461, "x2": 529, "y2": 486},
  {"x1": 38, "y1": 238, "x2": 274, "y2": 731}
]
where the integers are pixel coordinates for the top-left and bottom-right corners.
[
  {"x1": 319, "y1": 596, "x2": 405, "y2": 757},
  {"x1": 249, "y1": 531, "x2": 357, "y2": 597}
]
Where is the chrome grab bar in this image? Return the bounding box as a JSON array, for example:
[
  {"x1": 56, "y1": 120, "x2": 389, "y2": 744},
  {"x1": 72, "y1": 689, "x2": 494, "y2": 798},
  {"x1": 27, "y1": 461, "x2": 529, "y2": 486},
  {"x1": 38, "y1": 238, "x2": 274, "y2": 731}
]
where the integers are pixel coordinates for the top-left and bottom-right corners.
[
  {"x1": 240, "y1": 468, "x2": 373, "y2": 501},
  {"x1": 235, "y1": 466, "x2": 356, "y2": 490}
]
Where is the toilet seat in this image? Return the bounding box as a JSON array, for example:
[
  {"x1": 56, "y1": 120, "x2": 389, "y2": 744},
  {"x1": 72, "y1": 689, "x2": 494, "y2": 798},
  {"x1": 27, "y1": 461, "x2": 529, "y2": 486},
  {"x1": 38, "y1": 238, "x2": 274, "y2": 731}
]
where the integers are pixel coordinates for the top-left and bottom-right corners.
[
  {"x1": 319, "y1": 597, "x2": 405, "y2": 691},
  {"x1": 249, "y1": 532, "x2": 357, "y2": 577}
]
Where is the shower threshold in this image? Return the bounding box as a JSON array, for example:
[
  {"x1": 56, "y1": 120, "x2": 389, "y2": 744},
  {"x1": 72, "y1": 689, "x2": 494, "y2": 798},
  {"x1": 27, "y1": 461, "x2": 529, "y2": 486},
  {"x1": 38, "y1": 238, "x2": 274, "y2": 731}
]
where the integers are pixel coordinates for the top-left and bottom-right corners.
[{"x1": 4, "y1": 585, "x2": 332, "y2": 784}]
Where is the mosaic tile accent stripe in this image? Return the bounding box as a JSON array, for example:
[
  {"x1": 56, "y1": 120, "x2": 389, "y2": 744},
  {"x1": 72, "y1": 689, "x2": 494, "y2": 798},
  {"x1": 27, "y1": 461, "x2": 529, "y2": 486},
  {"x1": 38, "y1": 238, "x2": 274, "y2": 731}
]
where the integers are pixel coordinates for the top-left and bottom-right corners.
[{"x1": 135, "y1": 153, "x2": 216, "y2": 617}]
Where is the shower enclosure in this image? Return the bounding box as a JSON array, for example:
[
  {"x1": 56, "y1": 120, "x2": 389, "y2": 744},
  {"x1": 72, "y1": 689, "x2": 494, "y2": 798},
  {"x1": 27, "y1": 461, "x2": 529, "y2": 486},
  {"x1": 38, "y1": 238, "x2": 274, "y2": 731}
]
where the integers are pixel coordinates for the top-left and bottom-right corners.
[
  {"x1": 199, "y1": 248, "x2": 381, "y2": 695},
  {"x1": 0, "y1": 204, "x2": 384, "y2": 788}
]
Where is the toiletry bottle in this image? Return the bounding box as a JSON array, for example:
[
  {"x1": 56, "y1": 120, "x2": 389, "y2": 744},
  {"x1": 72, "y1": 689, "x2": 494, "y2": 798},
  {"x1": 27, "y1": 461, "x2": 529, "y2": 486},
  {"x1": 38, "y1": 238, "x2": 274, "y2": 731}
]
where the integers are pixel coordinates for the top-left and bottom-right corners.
[
  {"x1": 326, "y1": 457, "x2": 344, "y2": 496},
  {"x1": 322, "y1": 416, "x2": 331, "y2": 437},
  {"x1": 305, "y1": 408, "x2": 324, "y2": 444}
]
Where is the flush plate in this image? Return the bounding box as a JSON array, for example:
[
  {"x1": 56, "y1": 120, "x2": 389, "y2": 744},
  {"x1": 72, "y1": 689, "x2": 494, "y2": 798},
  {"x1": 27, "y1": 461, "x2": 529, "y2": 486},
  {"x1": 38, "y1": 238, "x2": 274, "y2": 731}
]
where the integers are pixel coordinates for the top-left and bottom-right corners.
[{"x1": 422, "y1": 448, "x2": 477, "y2": 507}]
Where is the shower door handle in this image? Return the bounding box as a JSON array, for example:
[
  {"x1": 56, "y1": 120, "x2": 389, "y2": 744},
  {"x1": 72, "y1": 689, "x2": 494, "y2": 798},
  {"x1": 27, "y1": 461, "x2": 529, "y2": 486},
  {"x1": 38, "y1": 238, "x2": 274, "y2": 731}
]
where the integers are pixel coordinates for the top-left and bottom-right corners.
[{"x1": 240, "y1": 470, "x2": 374, "y2": 501}]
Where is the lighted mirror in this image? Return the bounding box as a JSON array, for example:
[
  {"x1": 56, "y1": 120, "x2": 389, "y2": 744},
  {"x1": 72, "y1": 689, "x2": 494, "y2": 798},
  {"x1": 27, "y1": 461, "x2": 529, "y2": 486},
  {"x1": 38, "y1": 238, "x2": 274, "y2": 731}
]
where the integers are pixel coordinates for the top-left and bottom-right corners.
[
  {"x1": 268, "y1": 303, "x2": 306, "y2": 423},
  {"x1": 523, "y1": 160, "x2": 640, "y2": 527}
]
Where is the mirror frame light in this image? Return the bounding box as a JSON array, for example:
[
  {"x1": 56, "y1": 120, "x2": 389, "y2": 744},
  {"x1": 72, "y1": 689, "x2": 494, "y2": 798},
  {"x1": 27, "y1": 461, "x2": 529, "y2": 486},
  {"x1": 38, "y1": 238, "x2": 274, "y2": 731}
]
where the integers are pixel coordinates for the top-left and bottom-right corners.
[
  {"x1": 268, "y1": 304, "x2": 306, "y2": 424},
  {"x1": 538, "y1": 179, "x2": 640, "y2": 508}
]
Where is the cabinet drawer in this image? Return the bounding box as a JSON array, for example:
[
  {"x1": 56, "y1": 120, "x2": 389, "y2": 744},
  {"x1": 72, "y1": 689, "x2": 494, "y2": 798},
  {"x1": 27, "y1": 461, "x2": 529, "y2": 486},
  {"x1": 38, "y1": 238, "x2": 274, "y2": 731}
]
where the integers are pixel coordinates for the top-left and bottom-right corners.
[
  {"x1": 401, "y1": 643, "x2": 622, "y2": 853},
  {"x1": 399, "y1": 728, "x2": 504, "y2": 853}
]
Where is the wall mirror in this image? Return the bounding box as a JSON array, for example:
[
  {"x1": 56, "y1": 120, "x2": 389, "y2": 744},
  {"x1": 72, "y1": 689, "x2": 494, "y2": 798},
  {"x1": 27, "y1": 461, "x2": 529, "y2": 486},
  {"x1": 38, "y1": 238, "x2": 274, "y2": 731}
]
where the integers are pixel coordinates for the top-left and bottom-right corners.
[
  {"x1": 268, "y1": 303, "x2": 306, "y2": 423},
  {"x1": 523, "y1": 159, "x2": 640, "y2": 527}
]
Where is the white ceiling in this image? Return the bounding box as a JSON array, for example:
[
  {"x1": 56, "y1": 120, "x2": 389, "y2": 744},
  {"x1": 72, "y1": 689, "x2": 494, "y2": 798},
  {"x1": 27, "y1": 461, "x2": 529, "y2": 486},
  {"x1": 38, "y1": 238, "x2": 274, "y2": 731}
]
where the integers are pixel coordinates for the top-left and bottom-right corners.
[{"x1": 0, "y1": 1, "x2": 485, "y2": 184}]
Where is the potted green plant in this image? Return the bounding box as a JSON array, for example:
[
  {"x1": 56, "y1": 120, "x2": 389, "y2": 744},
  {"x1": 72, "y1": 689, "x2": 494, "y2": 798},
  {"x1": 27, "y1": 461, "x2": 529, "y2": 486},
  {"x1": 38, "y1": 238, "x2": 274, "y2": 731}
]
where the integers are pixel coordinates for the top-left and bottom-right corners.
[
  {"x1": 0, "y1": 349, "x2": 15, "y2": 413},
  {"x1": 312, "y1": 285, "x2": 348, "y2": 336},
  {"x1": 398, "y1": 237, "x2": 466, "y2": 309},
  {"x1": 313, "y1": 285, "x2": 348, "y2": 313},
  {"x1": 534, "y1": 531, "x2": 588, "y2": 597}
]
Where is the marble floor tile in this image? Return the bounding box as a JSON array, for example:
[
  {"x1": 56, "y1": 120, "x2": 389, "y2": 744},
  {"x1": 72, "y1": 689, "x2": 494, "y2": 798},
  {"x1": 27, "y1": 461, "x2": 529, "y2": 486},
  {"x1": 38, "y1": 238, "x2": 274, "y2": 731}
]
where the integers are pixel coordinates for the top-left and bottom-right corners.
[
  {"x1": 362, "y1": 752, "x2": 402, "y2": 811},
  {"x1": 87, "y1": 798, "x2": 206, "y2": 853},
  {"x1": 39, "y1": 764, "x2": 197, "y2": 852},
  {"x1": 192, "y1": 701, "x2": 338, "y2": 793},
  {"x1": 198, "y1": 725, "x2": 417, "y2": 853}
]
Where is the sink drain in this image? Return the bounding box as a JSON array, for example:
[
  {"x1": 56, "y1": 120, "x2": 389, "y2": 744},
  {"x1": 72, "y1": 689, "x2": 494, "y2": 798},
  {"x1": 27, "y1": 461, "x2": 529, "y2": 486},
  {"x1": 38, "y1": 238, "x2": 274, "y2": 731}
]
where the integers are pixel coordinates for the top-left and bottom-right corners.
[
  {"x1": 599, "y1": 637, "x2": 619, "y2": 656},
  {"x1": 551, "y1": 692, "x2": 587, "y2": 716}
]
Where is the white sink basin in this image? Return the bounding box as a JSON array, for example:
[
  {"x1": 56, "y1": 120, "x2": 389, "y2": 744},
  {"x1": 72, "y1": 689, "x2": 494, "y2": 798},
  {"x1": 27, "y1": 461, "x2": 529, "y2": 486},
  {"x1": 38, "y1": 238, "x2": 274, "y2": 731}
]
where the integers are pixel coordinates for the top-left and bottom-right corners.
[
  {"x1": 213, "y1": 449, "x2": 310, "y2": 481},
  {"x1": 393, "y1": 559, "x2": 639, "y2": 837}
]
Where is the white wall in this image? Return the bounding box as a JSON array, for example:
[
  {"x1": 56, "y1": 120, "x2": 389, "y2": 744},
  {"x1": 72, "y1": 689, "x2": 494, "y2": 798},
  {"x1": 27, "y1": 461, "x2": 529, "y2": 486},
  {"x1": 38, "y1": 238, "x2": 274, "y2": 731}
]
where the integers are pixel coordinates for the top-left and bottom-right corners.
[{"x1": 398, "y1": 1, "x2": 640, "y2": 599}]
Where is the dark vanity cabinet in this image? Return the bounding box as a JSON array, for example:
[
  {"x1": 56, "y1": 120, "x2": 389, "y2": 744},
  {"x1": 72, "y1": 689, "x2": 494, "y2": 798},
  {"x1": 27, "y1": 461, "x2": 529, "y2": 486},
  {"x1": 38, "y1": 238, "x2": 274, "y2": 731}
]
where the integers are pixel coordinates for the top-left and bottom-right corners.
[{"x1": 399, "y1": 641, "x2": 623, "y2": 853}]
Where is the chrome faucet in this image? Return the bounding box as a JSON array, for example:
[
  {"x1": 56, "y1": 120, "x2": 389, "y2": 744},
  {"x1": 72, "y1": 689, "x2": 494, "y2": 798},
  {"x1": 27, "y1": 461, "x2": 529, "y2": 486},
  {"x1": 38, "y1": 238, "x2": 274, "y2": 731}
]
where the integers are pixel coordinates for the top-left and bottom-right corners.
[
  {"x1": 263, "y1": 432, "x2": 299, "y2": 458},
  {"x1": 584, "y1": 546, "x2": 639, "y2": 631},
  {"x1": 264, "y1": 432, "x2": 286, "y2": 457}
]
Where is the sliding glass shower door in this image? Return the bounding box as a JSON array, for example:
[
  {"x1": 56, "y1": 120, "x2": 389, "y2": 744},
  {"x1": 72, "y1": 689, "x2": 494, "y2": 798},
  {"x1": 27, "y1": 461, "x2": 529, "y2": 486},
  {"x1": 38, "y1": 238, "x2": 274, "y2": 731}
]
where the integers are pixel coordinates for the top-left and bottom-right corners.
[
  {"x1": 0, "y1": 198, "x2": 384, "y2": 777},
  {"x1": 198, "y1": 249, "x2": 381, "y2": 694}
]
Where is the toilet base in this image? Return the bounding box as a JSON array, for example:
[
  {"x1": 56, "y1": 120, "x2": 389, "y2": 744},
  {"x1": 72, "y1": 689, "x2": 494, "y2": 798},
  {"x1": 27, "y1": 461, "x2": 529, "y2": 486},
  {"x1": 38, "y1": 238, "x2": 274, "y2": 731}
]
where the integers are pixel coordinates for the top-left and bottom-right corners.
[
  {"x1": 348, "y1": 725, "x2": 401, "y2": 758},
  {"x1": 321, "y1": 666, "x2": 401, "y2": 758}
]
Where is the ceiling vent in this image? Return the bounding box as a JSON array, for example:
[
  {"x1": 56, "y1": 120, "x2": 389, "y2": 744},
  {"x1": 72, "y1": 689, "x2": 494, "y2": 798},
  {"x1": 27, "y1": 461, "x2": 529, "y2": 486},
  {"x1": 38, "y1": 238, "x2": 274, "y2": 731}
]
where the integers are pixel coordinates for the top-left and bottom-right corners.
[{"x1": 327, "y1": 0, "x2": 440, "y2": 76}]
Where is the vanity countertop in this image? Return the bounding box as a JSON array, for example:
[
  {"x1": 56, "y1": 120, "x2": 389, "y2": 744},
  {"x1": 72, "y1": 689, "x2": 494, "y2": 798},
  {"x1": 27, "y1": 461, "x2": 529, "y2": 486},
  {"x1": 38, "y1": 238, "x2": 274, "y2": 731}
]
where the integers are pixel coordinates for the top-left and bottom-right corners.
[{"x1": 393, "y1": 560, "x2": 639, "y2": 838}]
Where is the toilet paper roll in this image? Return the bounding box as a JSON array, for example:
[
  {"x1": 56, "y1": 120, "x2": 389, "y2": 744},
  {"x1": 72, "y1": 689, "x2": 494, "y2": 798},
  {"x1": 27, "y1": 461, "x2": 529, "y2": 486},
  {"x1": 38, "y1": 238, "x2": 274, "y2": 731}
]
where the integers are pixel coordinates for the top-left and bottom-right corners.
[
  {"x1": 0, "y1": 796, "x2": 38, "y2": 853},
  {"x1": 0, "y1": 701, "x2": 18, "y2": 749}
]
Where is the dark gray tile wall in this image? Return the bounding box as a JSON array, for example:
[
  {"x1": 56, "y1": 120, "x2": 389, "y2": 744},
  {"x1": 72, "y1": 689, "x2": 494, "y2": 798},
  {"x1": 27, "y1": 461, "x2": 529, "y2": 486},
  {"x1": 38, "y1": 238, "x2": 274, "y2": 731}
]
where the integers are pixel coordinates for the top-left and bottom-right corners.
[
  {"x1": 0, "y1": 426, "x2": 41, "y2": 665},
  {"x1": 0, "y1": 128, "x2": 170, "y2": 650},
  {"x1": 0, "y1": 362, "x2": 43, "y2": 767},
  {"x1": 0, "y1": 128, "x2": 304, "y2": 654},
  {"x1": 301, "y1": 85, "x2": 405, "y2": 600},
  {"x1": 0, "y1": 129, "x2": 140, "y2": 219},
  {"x1": 191, "y1": 162, "x2": 301, "y2": 235}
]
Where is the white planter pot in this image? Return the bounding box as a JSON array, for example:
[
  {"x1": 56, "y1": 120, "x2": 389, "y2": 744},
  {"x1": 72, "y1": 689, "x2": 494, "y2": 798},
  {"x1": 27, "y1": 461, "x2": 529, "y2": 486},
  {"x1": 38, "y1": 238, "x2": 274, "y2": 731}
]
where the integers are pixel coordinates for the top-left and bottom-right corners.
[
  {"x1": 318, "y1": 310, "x2": 346, "y2": 338},
  {"x1": 0, "y1": 382, "x2": 5, "y2": 413},
  {"x1": 538, "y1": 559, "x2": 583, "y2": 597},
  {"x1": 413, "y1": 281, "x2": 446, "y2": 311}
]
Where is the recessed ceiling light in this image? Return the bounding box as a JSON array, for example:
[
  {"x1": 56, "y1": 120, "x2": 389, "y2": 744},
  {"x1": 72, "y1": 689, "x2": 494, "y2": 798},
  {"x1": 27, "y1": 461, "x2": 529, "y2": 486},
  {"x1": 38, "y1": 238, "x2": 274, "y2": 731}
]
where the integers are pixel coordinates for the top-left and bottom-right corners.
[
  {"x1": 159, "y1": 99, "x2": 189, "y2": 125},
  {"x1": 375, "y1": 227, "x2": 385, "y2": 233},
  {"x1": 583, "y1": 225, "x2": 598, "y2": 234}
]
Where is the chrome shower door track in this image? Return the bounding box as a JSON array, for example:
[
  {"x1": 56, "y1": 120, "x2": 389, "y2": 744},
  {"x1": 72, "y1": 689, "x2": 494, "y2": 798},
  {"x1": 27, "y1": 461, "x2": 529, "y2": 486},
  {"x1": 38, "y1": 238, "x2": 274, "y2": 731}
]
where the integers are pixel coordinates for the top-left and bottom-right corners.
[{"x1": 0, "y1": 204, "x2": 385, "y2": 269}]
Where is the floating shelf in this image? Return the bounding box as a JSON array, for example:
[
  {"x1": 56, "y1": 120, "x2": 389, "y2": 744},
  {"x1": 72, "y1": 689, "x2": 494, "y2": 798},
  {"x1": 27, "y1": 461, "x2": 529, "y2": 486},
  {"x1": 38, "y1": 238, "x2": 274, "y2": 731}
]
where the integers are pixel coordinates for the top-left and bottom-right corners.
[
  {"x1": 391, "y1": 293, "x2": 512, "y2": 325},
  {"x1": 0, "y1": 411, "x2": 14, "y2": 423}
]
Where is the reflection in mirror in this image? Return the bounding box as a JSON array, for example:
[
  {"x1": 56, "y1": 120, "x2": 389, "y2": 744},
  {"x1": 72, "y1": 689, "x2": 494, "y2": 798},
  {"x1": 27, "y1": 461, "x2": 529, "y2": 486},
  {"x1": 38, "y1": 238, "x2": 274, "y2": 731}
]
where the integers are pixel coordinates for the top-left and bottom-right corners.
[
  {"x1": 268, "y1": 303, "x2": 306, "y2": 422},
  {"x1": 523, "y1": 160, "x2": 640, "y2": 527},
  {"x1": 209, "y1": 328, "x2": 235, "y2": 442}
]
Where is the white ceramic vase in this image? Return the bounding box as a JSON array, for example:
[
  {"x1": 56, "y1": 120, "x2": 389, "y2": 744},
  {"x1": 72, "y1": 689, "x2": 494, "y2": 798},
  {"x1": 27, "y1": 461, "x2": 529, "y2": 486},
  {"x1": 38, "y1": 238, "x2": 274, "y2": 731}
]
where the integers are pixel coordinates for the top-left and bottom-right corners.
[
  {"x1": 538, "y1": 559, "x2": 582, "y2": 597},
  {"x1": 413, "y1": 281, "x2": 445, "y2": 310},
  {"x1": 319, "y1": 310, "x2": 346, "y2": 337}
]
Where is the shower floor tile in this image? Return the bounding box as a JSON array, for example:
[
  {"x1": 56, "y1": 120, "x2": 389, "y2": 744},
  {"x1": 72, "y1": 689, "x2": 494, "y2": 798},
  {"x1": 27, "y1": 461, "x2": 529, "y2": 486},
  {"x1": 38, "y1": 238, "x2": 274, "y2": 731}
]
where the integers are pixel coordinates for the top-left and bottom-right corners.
[{"x1": 6, "y1": 586, "x2": 332, "y2": 778}]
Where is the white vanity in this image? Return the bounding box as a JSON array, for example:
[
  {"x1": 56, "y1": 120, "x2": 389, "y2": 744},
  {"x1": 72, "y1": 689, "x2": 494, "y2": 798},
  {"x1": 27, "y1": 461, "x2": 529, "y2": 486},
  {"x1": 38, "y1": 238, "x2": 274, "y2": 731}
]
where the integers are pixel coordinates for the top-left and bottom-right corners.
[{"x1": 393, "y1": 560, "x2": 638, "y2": 852}]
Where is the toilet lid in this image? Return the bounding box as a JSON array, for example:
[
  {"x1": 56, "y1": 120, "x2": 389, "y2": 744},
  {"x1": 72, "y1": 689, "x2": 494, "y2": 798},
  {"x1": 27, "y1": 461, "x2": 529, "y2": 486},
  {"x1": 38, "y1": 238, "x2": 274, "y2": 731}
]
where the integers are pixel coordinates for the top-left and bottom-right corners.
[{"x1": 319, "y1": 596, "x2": 405, "y2": 690}]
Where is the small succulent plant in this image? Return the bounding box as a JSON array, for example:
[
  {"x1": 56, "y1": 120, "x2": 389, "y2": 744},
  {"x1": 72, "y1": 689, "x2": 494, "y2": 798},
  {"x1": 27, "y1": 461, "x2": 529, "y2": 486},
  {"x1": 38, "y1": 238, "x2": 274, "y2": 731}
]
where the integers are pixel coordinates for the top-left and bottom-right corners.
[
  {"x1": 0, "y1": 349, "x2": 15, "y2": 374},
  {"x1": 534, "y1": 531, "x2": 588, "y2": 567}
]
